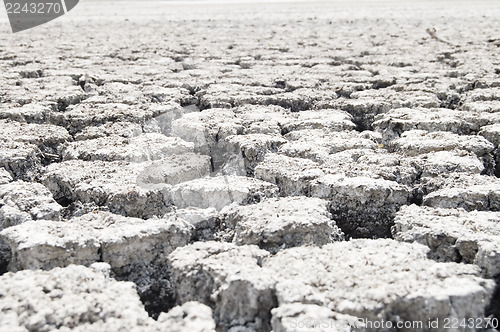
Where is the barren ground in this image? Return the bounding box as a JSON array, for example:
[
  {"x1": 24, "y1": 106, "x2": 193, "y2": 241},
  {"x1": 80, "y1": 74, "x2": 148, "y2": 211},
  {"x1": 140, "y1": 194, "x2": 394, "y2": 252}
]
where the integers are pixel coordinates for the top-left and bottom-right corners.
[{"x1": 0, "y1": 0, "x2": 500, "y2": 331}]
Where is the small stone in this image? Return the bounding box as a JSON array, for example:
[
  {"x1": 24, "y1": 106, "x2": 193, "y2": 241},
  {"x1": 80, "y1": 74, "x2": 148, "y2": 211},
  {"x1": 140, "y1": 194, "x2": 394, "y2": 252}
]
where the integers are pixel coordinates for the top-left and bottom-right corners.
[
  {"x1": 280, "y1": 109, "x2": 355, "y2": 134},
  {"x1": 1, "y1": 211, "x2": 192, "y2": 273},
  {"x1": 157, "y1": 302, "x2": 216, "y2": 332},
  {"x1": 137, "y1": 153, "x2": 211, "y2": 187},
  {"x1": 264, "y1": 240, "x2": 495, "y2": 326},
  {"x1": 42, "y1": 160, "x2": 172, "y2": 218},
  {"x1": 310, "y1": 174, "x2": 409, "y2": 238},
  {"x1": 175, "y1": 207, "x2": 219, "y2": 241},
  {"x1": 373, "y1": 107, "x2": 481, "y2": 140},
  {"x1": 479, "y1": 123, "x2": 500, "y2": 148},
  {"x1": 62, "y1": 134, "x2": 195, "y2": 162},
  {"x1": 280, "y1": 129, "x2": 376, "y2": 162},
  {"x1": 0, "y1": 265, "x2": 156, "y2": 331},
  {"x1": 423, "y1": 181, "x2": 500, "y2": 212},
  {"x1": 171, "y1": 175, "x2": 278, "y2": 210},
  {"x1": 171, "y1": 108, "x2": 243, "y2": 155},
  {"x1": 0, "y1": 168, "x2": 13, "y2": 185},
  {"x1": 0, "y1": 181, "x2": 61, "y2": 272},
  {"x1": 74, "y1": 121, "x2": 143, "y2": 140},
  {"x1": 393, "y1": 205, "x2": 500, "y2": 277},
  {"x1": 219, "y1": 197, "x2": 344, "y2": 252},
  {"x1": 215, "y1": 134, "x2": 287, "y2": 176},
  {"x1": 168, "y1": 242, "x2": 276, "y2": 331},
  {"x1": 390, "y1": 130, "x2": 494, "y2": 157},
  {"x1": 254, "y1": 154, "x2": 324, "y2": 196},
  {"x1": 50, "y1": 103, "x2": 154, "y2": 135}
]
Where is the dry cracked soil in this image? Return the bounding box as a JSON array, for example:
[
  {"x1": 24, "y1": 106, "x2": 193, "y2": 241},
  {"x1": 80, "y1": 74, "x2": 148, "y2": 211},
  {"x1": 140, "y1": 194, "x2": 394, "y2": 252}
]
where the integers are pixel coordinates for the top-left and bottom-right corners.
[{"x1": 0, "y1": 0, "x2": 500, "y2": 331}]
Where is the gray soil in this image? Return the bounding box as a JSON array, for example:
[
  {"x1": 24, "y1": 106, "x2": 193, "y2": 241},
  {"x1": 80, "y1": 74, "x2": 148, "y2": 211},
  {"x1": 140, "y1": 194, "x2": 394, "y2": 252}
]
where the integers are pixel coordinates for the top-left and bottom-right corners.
[{"x1": 0, "y1": 0, "x2": 500, "y2": 331}]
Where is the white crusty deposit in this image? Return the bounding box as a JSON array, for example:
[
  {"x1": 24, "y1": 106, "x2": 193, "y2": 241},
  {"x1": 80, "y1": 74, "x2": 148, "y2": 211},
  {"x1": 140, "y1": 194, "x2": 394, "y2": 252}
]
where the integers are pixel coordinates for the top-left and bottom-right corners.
[
  {"x1": 393, "y1": 205, "x2": 500, "y2": 277},
  {"x1": 1, "y1": 211, "x2": 192, "y2": 272},
  {"x1": 1, "y1": 0, "x2": 500, "y2": 330},
  {"x1": 218, "y1": 197, "x2": 344, "y2": 252},
  {"x1": 169, "y1": 240, "x2": 495, "y2": 331}
]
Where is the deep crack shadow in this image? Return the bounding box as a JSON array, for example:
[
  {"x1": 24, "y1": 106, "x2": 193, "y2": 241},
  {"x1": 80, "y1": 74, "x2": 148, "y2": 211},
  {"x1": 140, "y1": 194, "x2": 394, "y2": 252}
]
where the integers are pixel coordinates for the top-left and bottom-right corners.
[
  {"x1": 485, "y1": 275, "x2": 500, "y2": 321},
  {"x1": 328, "y1": 205, "x2": 397, "y2": 240},
  {"x1": 115, "y1": 266, "x2": 178, "y2": 320},
  {"x1": 140, "y1": 280, "x2": 177, "y2": 320},
  {"x1": 0, "y1": 251, "x2": 11, "y2": 276}
]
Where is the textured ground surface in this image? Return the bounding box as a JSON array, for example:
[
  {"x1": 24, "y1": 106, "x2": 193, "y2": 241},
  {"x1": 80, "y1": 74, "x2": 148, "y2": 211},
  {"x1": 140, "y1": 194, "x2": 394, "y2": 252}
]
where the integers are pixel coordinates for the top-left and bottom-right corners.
[{"x1": 0, "y1": 0, "x2": 500, "y2": 331}]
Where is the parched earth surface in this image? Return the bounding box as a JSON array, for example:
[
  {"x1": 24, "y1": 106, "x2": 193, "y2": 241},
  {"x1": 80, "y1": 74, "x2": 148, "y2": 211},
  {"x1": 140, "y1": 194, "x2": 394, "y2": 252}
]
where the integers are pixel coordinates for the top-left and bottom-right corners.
[{"x1": 0, "y1": 0, "x2": 500, "y2": 331}]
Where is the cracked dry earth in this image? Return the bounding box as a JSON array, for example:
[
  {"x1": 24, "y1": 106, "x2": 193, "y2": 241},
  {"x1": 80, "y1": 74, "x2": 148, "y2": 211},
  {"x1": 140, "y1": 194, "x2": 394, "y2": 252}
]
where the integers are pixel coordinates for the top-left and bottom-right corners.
[{"x1": 0, "y1": 0, "x2": 500, "y2": 331}]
